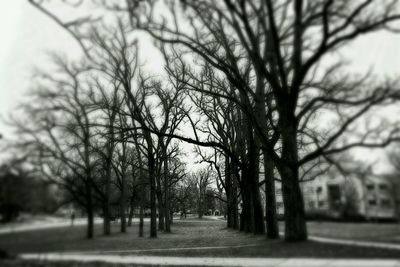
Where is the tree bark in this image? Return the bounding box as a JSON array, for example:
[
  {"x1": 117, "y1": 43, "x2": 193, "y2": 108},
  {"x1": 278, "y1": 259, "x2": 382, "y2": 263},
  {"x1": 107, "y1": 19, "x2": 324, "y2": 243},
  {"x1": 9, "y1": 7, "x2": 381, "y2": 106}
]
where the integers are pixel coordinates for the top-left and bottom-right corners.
[
  {"x1": 231, "y1": 162, "x2": 239, "y2": 230},
  {"x1": 164, "y1": 148, "x2": 171, "y2": 233},
  {"x1": 225, "y1": 156, "x2": 232, "y2": 228},
  {"x1": 157, "y1": 192, "x2": 165, "y2": 231},
  {"x1": 246, "y1": 129, "x2": 265, "y2": 235},
  {"x1": 139, "y1": 203, "x2": 144, "y2": 237},
  {"x1": 263, "y1": 150, "x2": 279, "y2": 239},
  {"x1": 120, "y1": 173, "x2": 127, "y2": 233},
  {"x1": 277, "y1": 114, "x2": 307, "y2": 241},
  {"x1": 103, "y1": 161, "x2": 112, "y2": 236},
  {"x1": 127, "y1": 197, "x2": 134, "y2": 227},
  {"x1": 248, "y1": 159, "x2": 265, "y2": 235},
  {"x1": 147, "y1": 141, "x2": 157, "y2": 238},
  {"x1": 103, "y1": 203, "x2": 111, "y2": 236},
  {"x1": 85, "y1": 181, "x2": 94, "y2": 239},
  {"x1": 240, "y1": 174, "x2": 252, "y2": 232}
]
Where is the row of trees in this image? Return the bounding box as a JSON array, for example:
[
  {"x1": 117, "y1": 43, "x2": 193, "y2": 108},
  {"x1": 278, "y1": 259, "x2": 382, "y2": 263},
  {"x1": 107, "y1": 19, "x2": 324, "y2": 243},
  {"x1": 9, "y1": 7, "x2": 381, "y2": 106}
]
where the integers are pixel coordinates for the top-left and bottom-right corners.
[
  {"x1": 20, "y1": 0, "x2": 400, "y2": 241},
  {"x1": 11, "y1": 44, "x2": 192, "y2": 237}
]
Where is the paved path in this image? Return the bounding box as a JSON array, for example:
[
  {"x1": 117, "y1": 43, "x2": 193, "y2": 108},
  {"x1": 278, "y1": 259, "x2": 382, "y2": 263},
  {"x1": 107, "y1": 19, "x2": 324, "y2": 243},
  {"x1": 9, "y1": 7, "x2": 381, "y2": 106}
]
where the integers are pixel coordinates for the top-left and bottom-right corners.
[
  {"x1": 0, "y1": 216, "x2": 219, "y2": 235},
  {"x1": 20, "y1": 254, "x2": 400, "y2": 266},
  {"x1": 63, "y1": 244, "x2": 263, "y2": 255},
  {"x1": 0, "y1": 218, "x2": 103, "y2": 234},
  {"x1": 310, "y1": 235, "x2": 400, "y2": 250}
]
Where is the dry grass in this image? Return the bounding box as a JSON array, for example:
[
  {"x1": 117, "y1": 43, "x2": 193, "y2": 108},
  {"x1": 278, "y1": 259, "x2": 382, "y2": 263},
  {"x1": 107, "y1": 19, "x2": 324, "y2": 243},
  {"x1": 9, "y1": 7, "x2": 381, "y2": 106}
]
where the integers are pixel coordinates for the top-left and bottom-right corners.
[{"x1": 0, "y1": 219, "x2": 400, "y2": 260}]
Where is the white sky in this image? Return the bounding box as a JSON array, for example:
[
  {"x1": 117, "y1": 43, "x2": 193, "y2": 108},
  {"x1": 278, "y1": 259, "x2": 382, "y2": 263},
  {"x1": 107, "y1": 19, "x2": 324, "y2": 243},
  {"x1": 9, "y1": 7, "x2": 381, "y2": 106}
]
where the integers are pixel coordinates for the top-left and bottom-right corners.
[{"x1": 1, "y1": 2, "x2": 400, "y2": 172}]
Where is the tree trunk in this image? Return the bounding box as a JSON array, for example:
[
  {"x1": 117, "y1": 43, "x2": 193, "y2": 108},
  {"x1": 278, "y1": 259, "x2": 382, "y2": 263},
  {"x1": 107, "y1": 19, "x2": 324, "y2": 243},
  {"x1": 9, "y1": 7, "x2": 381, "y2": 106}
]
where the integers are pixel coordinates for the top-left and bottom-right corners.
[
  {"x1": 158, "y1": 199, "x2": 165, "y2": 231},
  {"x1": 164, "y1": 150, "x2": 171, "y2": 233},
  {"x1": 225, "y1": 156, "x2": 232, "y2": 228},
  {"x1": 148, "y1": 144, "x2": 157, "y2": 238},
  {"x1": 103, "y1": 203, "x2": 111, "y2": 236},
  {"x1": 139, "y1": 203, "x2": 144, "y2": 237},
  {"x1": 240, "y1": 175, "x2": 252, "y2": 232},
  {"x1": 249, "y1": 149, "x2": 265, "y2": 235},
  {"x1": 120, "y1": 174, "x2": 127, "y2": 233},
  {"x1": 263, "y1": 150, "x2": 279, "y2": 239},
  {"x1": 103, "y1": 154, "x2": 113, "y2": 236},
  {"x1": 231, "y1": 162, "x2": 239, "y2": 230},
  {"x1": 198, "y1": 195, "x2": 203, "y2": 218},
  {"x1": 85, "y1": 182, "x2": 94, "y2": 239},
  {"x1": 87, "y1": 206, "x2": 94, "y2": 239},
  {"x1": 232, "y1": 190, "x2": 238, "y2": 229},
  {"x1": 278, "y1": 116, "x2": 307, "y2": 241},
  {"x1": 237, "y1": 98, "x2": 265, "y2": 234},
  {"x1": 103, "y1": 166, "x2": 112, "y2": 236},
  {"x1": 127, "y1": 197, "x2": 134, "y2": 227}
]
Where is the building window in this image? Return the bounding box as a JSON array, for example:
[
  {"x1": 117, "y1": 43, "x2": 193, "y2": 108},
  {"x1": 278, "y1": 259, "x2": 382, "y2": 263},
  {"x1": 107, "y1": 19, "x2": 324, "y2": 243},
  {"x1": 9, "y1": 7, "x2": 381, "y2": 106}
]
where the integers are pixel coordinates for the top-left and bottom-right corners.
[
  {"x1": 316, "y1": 186, "x2": 323, "y2": 194},
  {"x1": 317, "y1": 201, "x2": 324, "y2": 208},
  {"x1": 368, "y1": 199, "x2": 377, "y2": 206},
  {"x1": 308, "y1": 201, "x2": 315, "y2": 209},
  {"x1": 379, "y1": 184, "x2": 388, "y2": 191},
  {"x1": 328, "y1": 185, "x2": 341, "y2": 211},
  {"x1": 381, "y1": 199, "x2": 392, "y2": 208},
  {"x1": 366, "y1": 184, "x2": 374, "y2": 191}
]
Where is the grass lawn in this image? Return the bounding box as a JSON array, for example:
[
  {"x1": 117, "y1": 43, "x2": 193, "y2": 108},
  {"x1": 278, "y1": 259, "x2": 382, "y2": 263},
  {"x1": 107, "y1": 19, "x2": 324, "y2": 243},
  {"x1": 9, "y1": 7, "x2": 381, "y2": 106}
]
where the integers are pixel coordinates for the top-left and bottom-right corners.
[
  {"x1": 1, "y1": 261, "x2": 145, "y2": 267},
  {"x1": 0, "y1": 218, "x2": 400, "y2": 261},
  {"x1": 306, "y1": 221, "x2": 400, "y2": 243}
]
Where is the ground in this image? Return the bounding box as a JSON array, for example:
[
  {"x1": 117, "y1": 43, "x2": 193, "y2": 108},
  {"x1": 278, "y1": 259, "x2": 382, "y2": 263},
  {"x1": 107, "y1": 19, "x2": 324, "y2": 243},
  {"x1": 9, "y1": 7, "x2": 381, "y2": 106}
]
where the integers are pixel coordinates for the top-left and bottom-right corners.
[
  {"x1": 306, "y1": 221, "x2": 400, "y2": 243},
  {"x1": 1, "y1": 217, "x2": 400, "y2": 262}
]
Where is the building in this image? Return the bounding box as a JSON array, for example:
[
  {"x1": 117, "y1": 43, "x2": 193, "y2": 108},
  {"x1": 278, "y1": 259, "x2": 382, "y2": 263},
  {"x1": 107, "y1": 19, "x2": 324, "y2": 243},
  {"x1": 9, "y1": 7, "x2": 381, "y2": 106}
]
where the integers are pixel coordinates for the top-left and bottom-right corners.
[{"x1": 268, "y1": 172, "x2": 400, "y2": 221}]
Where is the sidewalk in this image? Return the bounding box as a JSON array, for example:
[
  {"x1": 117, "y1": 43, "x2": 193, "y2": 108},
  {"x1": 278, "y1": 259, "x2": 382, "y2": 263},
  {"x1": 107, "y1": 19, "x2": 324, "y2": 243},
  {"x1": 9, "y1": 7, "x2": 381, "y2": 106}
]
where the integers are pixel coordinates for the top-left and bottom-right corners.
[
  {"x1": 20, "y1": 254, "x2": 400, "y2": 267},
  {"x1": 310, "y1": 235, "x2": 400, "y2": 250},
  {"x1": 0, "y1": 217, "x2": 217, "y2": 235},
  {"x1": 0, "y1": 217, "x2": 103, "y2": 234}
]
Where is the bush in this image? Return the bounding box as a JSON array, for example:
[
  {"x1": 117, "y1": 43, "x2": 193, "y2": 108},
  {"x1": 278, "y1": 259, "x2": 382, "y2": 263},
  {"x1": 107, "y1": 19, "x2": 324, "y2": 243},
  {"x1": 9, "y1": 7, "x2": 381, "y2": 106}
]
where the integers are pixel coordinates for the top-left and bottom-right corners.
[
  {"x1": 305, "y1": 210, "x2": 334, "y2": 221},
  {"x1": 0, "y1": 249, "x2": 15, "y2": 260},
  {"x1": 342, "y1": 212, "x2": 366, "y2": 222}
]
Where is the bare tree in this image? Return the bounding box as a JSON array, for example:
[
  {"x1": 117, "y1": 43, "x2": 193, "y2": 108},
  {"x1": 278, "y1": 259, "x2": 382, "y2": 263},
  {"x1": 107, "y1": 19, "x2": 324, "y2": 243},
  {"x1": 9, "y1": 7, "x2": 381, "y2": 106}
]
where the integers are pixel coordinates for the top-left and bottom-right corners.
[
  {"x1": 12, "y1": 55, "x2": 98, "y2": 239},
  {"x1": 125, "y1": 0, "x2": 400, "y2": 241},
  {"x1": 28, "y1": 0, "x2": 400, "y2": 242}
]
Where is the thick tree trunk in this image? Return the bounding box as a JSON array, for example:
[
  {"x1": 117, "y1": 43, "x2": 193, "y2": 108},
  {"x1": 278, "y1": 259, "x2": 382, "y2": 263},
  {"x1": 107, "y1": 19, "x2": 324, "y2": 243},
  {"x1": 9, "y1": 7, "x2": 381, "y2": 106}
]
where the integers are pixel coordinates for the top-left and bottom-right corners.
[
  {"x1": 232, "y1": 192, "x2": 238, "y2": 229},
  {"x1": 263, "y1": 151, "x2": 279, "y2": 239},
  {"x1": 103, "y1": 202, "x2": 111, "y2": 236},
  {"x1": 278, "y1": 116, "x2": 307, "y2": 241},
  {"x1": 249, "y1": 151, "x2": 265, "y2": 235},
  {"x1": 231, "y1": 163, "x2": 239, "y2": 230},
  {"x1": 237, "y1": 98, "x2": 265, "y2": 234},
  {"x1": 87, "y1": 207, "x2": 94, "y2": 239},
  {"x1": 198, "y1": 197, "x2": 203, "y2": 218},
  {"x1": 245, "y1": 133, "x2": 265, "y2": 235},
  {"x1": 240, "y1": 175, "x2": 252, "y2": 233}
]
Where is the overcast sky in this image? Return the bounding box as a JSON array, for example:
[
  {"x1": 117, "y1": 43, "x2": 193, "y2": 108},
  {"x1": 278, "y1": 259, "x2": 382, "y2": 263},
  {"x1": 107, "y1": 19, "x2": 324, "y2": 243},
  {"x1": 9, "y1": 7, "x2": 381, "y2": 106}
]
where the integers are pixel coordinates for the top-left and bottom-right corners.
[{"x1": 1, "y1": 2, "x2": 400, "y2": 172}]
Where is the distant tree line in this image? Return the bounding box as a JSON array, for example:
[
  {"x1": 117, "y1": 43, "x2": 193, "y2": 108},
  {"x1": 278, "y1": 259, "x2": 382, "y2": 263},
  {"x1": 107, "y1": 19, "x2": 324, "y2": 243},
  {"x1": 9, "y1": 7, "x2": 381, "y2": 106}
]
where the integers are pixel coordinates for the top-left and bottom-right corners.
[{"x1": 0, "y1": 163, "x2": 59, "y2": 223}]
